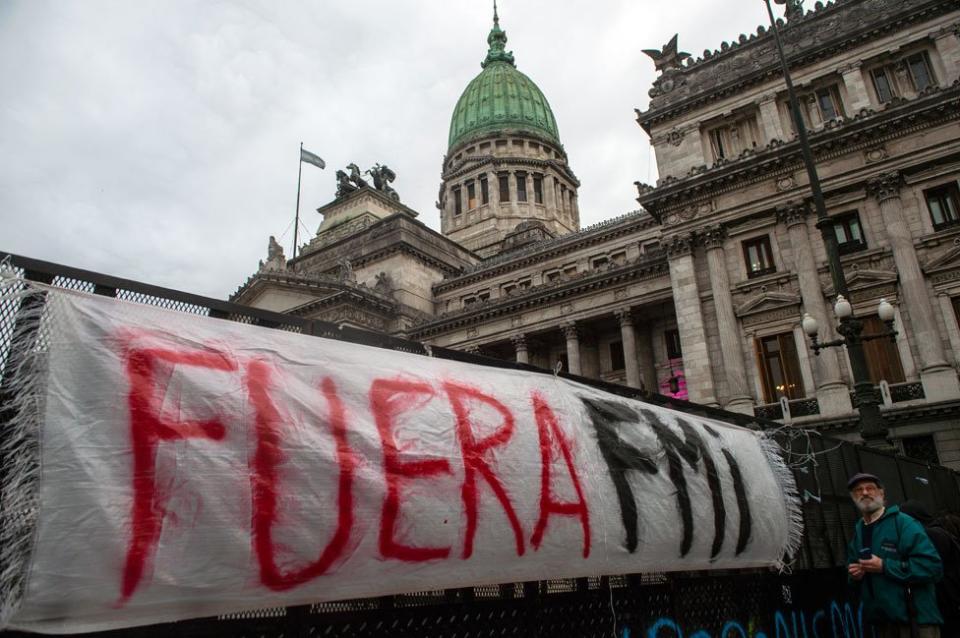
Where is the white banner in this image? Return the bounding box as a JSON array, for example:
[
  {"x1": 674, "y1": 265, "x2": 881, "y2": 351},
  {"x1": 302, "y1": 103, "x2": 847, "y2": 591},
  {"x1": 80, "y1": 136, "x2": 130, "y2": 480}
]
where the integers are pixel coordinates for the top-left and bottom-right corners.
[{"x1": 0, "y1": 287, "x2": 801, "y2": 633}]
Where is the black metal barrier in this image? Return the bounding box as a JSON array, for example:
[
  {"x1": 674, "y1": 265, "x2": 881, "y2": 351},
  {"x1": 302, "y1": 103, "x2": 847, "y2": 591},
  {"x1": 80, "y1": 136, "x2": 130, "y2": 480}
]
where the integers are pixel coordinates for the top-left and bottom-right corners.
[{"x1": 2, "y1": 251, "x2": 958, "y2": 637}]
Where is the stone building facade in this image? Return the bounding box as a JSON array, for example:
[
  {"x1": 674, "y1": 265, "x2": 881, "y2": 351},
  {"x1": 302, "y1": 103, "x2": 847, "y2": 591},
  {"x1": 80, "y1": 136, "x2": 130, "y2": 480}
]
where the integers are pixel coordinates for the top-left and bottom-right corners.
[{"x1": 233, "y1": 1, "x2": 960, "y2": 467}]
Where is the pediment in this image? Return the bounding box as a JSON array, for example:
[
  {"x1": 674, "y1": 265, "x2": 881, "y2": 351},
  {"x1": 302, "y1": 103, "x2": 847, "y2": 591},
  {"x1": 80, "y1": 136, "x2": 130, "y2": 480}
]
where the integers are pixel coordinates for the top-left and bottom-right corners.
[
  {"x1": 735, "y1": 291, "x2": 801, "y2": 317},
  {"x1": 823, "y1": 268, "x2": 897, "y2": 296},
  {"x1": 923, "y1": 244, "x2": 960, "y2": 273}
]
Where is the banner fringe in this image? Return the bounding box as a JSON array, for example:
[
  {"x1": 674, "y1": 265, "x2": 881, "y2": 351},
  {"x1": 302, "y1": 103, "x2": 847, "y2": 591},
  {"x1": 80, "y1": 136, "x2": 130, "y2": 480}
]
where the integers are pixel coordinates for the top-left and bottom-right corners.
[
  {"x1": 760, "y1": 434, "x2": 805, "y2": 569},
  {"x1": 0, "y1": 281, "x2": 48, "y2": 629}
]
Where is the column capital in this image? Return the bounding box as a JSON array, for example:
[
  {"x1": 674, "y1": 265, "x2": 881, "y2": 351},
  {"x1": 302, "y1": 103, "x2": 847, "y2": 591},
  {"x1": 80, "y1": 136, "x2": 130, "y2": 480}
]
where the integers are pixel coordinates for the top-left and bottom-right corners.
[
  {"x1": 699, "y1": 224, "x2": 727, "y2": 250},
  {"x1": 664, "y1": 233, "x2": 695, "y2": 258},
  {"x1": 511, "y1": 334, "x2": 528, "y2": 349},
  {"x1": 614, "y1": 308, "x2": 635, "y2": 326},
  {"x1": 866, "y1": 171, "x2": 904, "y2": 203},
  {"x1": 775, "y1": 200, "x2": 810, "y2": 228},
  {"x1": 561, "y1": 322, "x2": 579, "y2": 340},
  {"x1": 464, "y1": 345, "x2": 481, "y2": 355}
]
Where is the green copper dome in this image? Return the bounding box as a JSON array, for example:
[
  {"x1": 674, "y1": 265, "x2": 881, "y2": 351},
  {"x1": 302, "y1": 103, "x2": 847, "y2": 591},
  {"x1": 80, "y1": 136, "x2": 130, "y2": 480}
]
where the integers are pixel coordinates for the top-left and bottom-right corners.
[{"x1": 447, "y1": 8, "x2": 560, "y2": 151}]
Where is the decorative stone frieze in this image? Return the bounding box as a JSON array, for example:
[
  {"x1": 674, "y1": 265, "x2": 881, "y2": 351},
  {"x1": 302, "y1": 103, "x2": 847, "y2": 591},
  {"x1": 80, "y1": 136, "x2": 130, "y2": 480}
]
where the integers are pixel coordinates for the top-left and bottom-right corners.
[
  {"x1": 866, "y1": 171, "x2": 904, "y2": 203},
  {"x1": 775, "y1": 201, "x2": 809, "y2": 228},
  {"x1": 775, "y1": 175, "x2": 797, "y2": 192},
  {"x1": 863, "y1": 146, "x2": 888, "y2": 163}
]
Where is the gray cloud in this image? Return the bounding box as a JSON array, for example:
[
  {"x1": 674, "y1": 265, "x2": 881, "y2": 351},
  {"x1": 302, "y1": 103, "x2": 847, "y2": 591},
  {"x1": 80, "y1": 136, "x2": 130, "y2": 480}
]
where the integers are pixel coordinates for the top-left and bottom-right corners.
[{"x1": 0, "y1": 0, "x2": 773, "y2": 299}]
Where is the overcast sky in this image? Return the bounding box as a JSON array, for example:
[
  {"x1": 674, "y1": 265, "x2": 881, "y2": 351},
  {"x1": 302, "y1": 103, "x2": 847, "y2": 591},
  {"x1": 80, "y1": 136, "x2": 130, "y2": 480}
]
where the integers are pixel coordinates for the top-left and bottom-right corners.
[{"x1": 0, "y1": 1, "x2": 775, "y2": 299}]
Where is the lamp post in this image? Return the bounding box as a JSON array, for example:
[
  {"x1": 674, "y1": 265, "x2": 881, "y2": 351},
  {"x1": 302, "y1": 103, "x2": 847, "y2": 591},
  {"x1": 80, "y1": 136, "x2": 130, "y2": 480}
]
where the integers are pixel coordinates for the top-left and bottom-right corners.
[{"x1": 762, "y1": 0, "x2": 893, "y2": 446}]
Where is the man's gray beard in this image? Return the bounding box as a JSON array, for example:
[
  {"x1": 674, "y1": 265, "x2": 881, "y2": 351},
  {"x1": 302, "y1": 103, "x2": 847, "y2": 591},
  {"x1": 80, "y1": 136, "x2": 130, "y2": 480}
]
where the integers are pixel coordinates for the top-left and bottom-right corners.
[{"x1": 856, "y1": 497, "x2": 884, "y2": 515}]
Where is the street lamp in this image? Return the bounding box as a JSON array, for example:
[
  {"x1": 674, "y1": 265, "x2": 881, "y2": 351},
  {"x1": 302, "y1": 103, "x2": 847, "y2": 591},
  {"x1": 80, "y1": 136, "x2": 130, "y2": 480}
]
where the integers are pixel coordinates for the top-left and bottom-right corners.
[
  {"x1": 762, "y1": 0, "x2": 892, "y2": 447},
  {"x1": 802, "y1": 298, "x2": 898, "y2": 356}
]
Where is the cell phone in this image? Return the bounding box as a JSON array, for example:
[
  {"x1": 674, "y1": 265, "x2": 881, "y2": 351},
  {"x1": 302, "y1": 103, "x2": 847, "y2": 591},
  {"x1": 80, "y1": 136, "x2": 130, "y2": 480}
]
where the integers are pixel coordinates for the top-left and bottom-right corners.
[{"x1": 859, "y1": 547, "x2": 872, "y2": 560}]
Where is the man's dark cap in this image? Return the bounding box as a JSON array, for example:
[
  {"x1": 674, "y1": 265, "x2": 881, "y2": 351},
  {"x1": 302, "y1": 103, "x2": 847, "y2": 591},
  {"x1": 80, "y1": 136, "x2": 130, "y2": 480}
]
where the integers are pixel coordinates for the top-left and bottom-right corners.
[{"x1": 847, "y1": 472, "x2": 883, "y2": 490}]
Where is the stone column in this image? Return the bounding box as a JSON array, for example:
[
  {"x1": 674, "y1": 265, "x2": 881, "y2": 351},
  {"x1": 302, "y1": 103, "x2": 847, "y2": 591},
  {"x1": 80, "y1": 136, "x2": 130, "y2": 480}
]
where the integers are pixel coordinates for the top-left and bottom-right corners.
[
  {"x1": 615, "y1": 308, "x2": 641, "y2": 388},
  {"x1": 777, "y1": 203, "x2": 853, "y2": 416},
  {"x1": 700, "y1": 226, "x2": 754, "y2": 414},
  {"x1": 544, "y1": 173, "x2": 557, "y2": 214},
  {"x1": 637, "y1": 324, "x2": 658, "y2": 393},
  {"x1": 487, "y1": 171, "x2": 500, "y2": 216},
  {"x1": 665, "y1": 234, "x2": 717, "y2": 406},
  {"x1": 938, "y1": 293, "x2": 960, "y2": 368},
  {"x1": 868, "y1": 172, "x2": 960, "y2": 400},
  {"x1": 839, "y1": 63, "x2": 871, "y2": 112},
  {"x1": 933, "y1": 25, "x2": 960, "y2": 83},
  {"x1": 512, "y1": 334, "x2": 529, "y2": 365},
  {"x1": 757, "y1": 93, "x2": 786, "y2": 143},
  {"x1": 507, "y1": 170, "x2": 518, "y2": 210},
  {"x1": 562, "y1": 322, "x2": 581, "y2": 376}
]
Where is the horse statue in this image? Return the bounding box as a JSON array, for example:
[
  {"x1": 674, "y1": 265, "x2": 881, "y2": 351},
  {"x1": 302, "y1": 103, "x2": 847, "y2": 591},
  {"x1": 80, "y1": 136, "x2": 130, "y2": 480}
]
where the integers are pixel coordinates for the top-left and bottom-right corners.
[
  {"x1": 335, "y1": 169, "x2": 357, "y2": 198},
  {"x1": 347, "y1": 163, "x2": 369, "y2": 190},
  {"x1": 366, "y1": 163, "x2": 400, "y2": 201}
]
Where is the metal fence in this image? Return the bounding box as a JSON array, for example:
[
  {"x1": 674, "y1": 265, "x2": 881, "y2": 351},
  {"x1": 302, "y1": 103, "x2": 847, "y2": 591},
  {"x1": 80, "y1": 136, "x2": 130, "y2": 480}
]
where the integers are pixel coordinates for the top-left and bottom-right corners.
[{"x1": 2, "y1": 251, "x2": 959, "y2": 637}]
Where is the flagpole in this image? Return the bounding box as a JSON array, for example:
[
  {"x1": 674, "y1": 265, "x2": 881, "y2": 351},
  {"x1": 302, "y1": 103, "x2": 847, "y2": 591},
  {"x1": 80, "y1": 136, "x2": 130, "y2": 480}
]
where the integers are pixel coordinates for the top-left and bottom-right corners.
[{"x1": 293, "y1": 142, "x2": 303, "y2": 260}]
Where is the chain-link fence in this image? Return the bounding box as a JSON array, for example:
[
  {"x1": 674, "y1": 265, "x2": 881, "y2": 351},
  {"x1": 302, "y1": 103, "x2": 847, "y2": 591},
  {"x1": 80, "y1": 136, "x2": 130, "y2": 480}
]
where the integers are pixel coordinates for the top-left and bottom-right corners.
[{"x1": 2, "y1": 251, "x2": 958, "y2": 637}]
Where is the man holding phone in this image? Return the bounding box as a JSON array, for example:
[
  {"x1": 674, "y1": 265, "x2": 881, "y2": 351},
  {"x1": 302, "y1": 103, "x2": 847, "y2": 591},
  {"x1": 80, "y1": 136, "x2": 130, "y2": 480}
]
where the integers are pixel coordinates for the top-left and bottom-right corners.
[{"x1": 847, "y1": 472, "x2": 944, "y2": 637}]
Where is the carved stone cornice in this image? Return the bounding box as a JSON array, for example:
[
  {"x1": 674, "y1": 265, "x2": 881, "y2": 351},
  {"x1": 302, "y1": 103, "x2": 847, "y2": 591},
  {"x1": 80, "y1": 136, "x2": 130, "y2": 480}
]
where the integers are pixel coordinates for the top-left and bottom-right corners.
[
  {"x1": 561, "y1": 322, "x2": 580, "y2": 340},
  {"x1": 775, "y1": 201, "x2": 810, "y2": 228},
  {"x1": 664, "y1": 234, "x2": 695, "y2": 258},
  {"x1": 636, "y1": 0, "x2": 958, "y2": 131},
  {"x1": 866, "y1": 171, "x2": 905, "y2": 204},
  {"x1": 638, "y1": 84, "x2": 960, "y2": 218},
  {"x1": 699, "y1": 225, "x2": 727, "y2": 250}
]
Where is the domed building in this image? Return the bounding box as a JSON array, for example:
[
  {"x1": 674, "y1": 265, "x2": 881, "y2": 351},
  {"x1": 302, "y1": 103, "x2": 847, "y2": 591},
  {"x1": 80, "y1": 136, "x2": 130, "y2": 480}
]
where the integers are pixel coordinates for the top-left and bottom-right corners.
[
  {"x1": 439, "y1": 8, "x2": 580, "y2": 256},
  {"x1": 233, "y1": 0, "x2": 960, "y2": 468}
]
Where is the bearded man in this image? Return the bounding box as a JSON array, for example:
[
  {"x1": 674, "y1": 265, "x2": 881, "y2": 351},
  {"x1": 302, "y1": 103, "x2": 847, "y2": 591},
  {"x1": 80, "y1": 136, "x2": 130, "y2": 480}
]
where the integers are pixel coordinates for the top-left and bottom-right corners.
[{"x1": 847, "y1": 472, "x2": 943, "y2": 637}]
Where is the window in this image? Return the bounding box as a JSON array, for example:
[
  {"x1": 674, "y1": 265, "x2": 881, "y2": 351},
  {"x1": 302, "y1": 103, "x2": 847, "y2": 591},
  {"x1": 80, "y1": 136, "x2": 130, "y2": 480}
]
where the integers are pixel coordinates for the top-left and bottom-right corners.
[
  {"x1": 453, "y1": 186, "x2": 462, "y2": 215},
  {"x1": 560, "y1": 184, "x2": 568, "y2": 213},
  {"x1": 814, "y1": 86, "x2": 841, "y2": 121},
  {"x1": 517, "y1": 278, "x2": 531, "y2": 290},
  {"x1": 905, "y1": 51, "x2": 935, "y2": 92},
  {"x1": 925, "y1": 182, "x2": 960, "y2": 230},
  {"x1": 592, "y1": 256, "x2": 608, "y2": 270},
  {"x1": 609, "y1": 341, "x2": 625, "y2": 371},
  {"x1": 742, "y1": 236, "x2": 775, "y2": 278},
  {"x1": 833, "y1": 211, "x2": 866, "y2": 255},
  {"x1": 545, "y1": 270, "x2": 561, "y2": 283},
  {"x1": 756, "y1": 333, "x2": 805, "y2": 403},
  {"x1": 861, "y1": 315, "x2": 905, "y2": 384},
  {"x1": 870, "y1": 67, "x2": 897, "y2": 103},
  {"x1": 665, "y1": 329, "x2": 682, "y2": 360},
  {"x1": 516, "y1": 173, "x2": 527, "y2": 202},
  {"x1": 466, "y1": 181, "x2": 477, "y2": 210},
  {"x1": 498, "y1": 173, "x2": 510, "y2": 202},
  {"x1": 502, "y1": 283, "x2": 516, "y2": 296},
  {"x1": 563, "y1": 263, "x2": 578, "y2": 277},
  {"x1": 704, "y1": 113, "x2": 760, "y2": 162},
  {"x1": 533, "y1": 175, "x2": 544, "y2": 204},
  {"x1": 480, "y1": 177, "x2": 489, "y2": 205}
]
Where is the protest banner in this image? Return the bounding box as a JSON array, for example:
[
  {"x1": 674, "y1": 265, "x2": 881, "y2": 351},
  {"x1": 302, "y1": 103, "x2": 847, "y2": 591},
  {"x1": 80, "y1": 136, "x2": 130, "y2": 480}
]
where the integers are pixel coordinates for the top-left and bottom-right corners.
[{"x1": 0, "y1": 285, "x2": 801, "y2": 633}]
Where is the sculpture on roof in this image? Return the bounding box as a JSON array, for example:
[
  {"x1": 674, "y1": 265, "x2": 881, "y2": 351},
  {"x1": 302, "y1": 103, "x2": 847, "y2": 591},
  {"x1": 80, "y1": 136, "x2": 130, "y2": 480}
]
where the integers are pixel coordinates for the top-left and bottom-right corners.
[
  {"x1": 346, "y1": 163, "x2": 369, "y2": 190},
  {"x1": 335, "y1": 162, "x2": 401, "y2": 201},
  {"x1": 366, "y1": 163, "x2": 400, "y2": 201},
  {"x1": 335, "y1": 169, "x2": 358, "y2": 198},
  {"x1": 642, "y1": 34, "x2": 690, "y2": 75},
  {"x1": 774, "y1": 0, "x2": 804, "y2": 20},
  {"x1": 258, "y1": 235, "x2": 287, "y2": 272}
]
